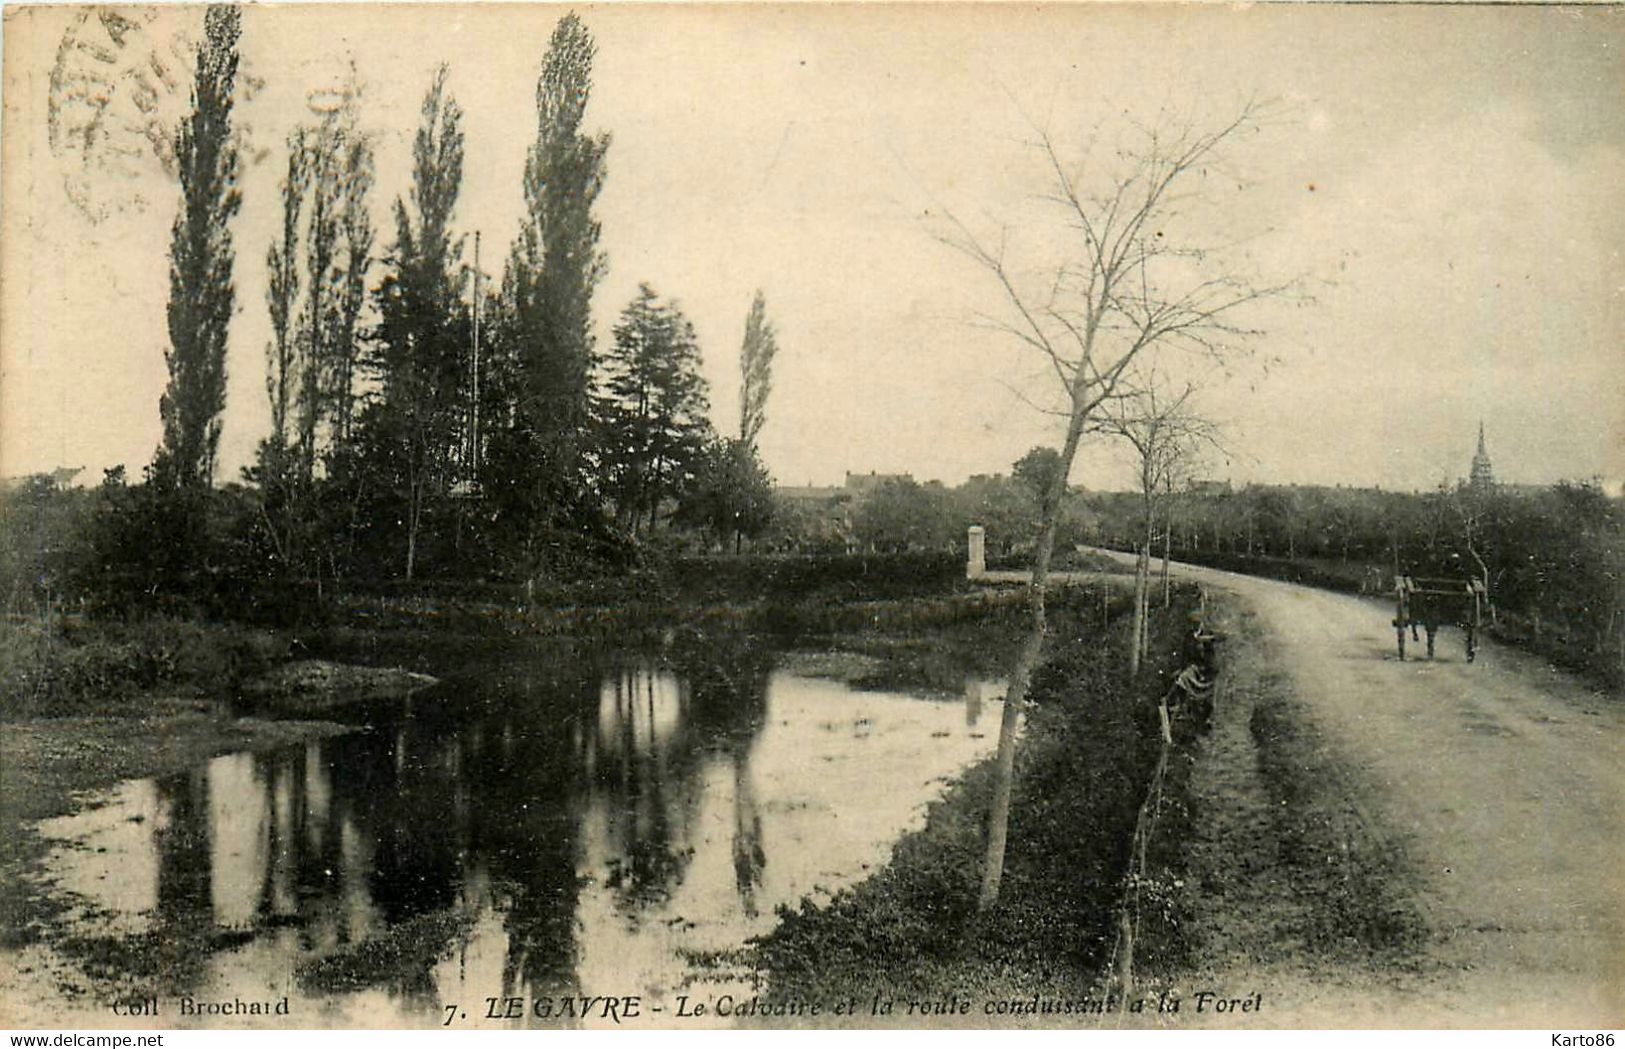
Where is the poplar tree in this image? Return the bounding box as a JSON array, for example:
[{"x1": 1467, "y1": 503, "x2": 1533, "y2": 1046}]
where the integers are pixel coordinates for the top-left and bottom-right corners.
[
  {"x1": 491, "y1": 12, "x2": 610, "y2": 550},
  {"x1": 155, "y1": 4, "x2": 241, "y2": 501},
  {"x1": 252, "y1": 136, "x2": 311, "y2": 573},
  {"x1": 680, "y1": 288, "x2": 782, "y2": 552},
  {"x1": 360, "y1": 65, "x2": 467, "y2": 579},
  {"x1": 253, "y1": 74, "x2": 373, "y2": 578},
  {"x1": 265, "y1": 139, "x2": 307, "y2": 456},
  {"x1": 737, "y1": 290, "x2": 778, "y2": 448},
  {"x1": 297, "y1": 76, "x2": 374, "y2": 471}
]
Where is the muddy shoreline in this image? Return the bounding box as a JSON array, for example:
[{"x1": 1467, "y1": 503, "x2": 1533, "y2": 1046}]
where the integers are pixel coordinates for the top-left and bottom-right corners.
[
  {"x1": 1, "y1": 641, "x2": 439, "y2": 966},
  {"x1": 0, "y1": 706, "x2": 358, "y2": 988}
]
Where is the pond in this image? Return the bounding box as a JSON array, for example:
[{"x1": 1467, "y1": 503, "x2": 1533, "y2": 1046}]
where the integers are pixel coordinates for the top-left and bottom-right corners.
[{"x1": 7, "y1": 638, "x2": 1006, "y2": 1029}]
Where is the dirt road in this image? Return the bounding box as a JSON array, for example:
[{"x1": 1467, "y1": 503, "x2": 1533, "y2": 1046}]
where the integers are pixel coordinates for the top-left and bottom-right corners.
[{"x1": 1125, "y1": 556, "x2": 1623, "y2": 1027}]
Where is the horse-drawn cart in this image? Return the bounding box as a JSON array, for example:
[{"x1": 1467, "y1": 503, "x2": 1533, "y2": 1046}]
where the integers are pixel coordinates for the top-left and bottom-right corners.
[{"x1": 1394, "y1": 575, "x2": 1485, "y2": 661}]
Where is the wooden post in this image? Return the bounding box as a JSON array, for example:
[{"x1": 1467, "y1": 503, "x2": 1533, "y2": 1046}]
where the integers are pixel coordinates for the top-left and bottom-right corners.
[{"x1": 1116, "y1": 911, "x2": 1135, "y2": 998}]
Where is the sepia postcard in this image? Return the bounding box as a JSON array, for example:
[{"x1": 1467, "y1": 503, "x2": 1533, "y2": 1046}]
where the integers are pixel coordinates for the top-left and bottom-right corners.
[{"x1": 1, "y1": 1, "x2": 1621, "y2": 1034}]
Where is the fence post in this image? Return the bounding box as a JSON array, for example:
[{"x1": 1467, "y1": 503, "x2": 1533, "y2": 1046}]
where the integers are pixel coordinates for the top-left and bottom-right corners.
[{"x1": 1116, "y1": 910, "x2": 1135, "y2": 999}]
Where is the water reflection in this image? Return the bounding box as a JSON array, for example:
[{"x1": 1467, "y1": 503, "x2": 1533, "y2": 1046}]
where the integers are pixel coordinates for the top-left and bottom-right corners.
[
  {"x1": 27, "y1": 644, "x2": 998, "y2": 1028},
  {"x1": 964, "y1": 678, "x2": 986, "y2": 728}
]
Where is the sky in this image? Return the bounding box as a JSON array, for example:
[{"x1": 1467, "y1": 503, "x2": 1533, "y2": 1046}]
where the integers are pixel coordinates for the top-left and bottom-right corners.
[{"x1": 2, "y1": 3, "x2": 1621, "y2": 495}]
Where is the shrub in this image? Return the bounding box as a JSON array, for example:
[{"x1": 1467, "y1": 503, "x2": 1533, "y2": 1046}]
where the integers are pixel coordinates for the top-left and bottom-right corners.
[{"x1": 0, "y1": 616, "x2": 285, "y2": 719}]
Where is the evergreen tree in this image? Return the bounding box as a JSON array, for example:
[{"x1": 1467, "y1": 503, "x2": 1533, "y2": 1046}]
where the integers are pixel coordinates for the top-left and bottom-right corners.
[
  {"x1": 600, "y1": 285, "x2": 711, "y2": 532},
  {"x1": 1013, "y1": 445, "x2": 1065, "y2": 506}
]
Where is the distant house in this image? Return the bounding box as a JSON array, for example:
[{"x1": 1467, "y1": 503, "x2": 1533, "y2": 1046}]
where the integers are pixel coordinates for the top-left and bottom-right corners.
[
  {"x1": 0, "y1": 466, "x2": 84, "y2": 492},
  {"x1": 776, "y1": 484, "x2": 845, "y2": 503}
]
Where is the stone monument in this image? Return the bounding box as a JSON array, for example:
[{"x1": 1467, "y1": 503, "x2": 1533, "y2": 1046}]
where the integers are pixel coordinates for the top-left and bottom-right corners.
[{"x1": 966, "y1": 525, "x2": 986, "y2": 580}]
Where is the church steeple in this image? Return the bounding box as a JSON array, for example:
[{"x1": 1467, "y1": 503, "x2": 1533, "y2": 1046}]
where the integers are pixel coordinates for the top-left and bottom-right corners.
[{"x1": 1470, "y1": 422, "x2": 1495, "y2": 491}]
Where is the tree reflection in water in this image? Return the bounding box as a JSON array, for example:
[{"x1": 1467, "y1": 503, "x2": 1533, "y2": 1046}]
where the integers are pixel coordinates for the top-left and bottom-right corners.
[
  {"x1": 149, "y1": 773, "x2": 213, "y2": 991},
  {"x1": 590, "y1": 630, "x2": 772, "y2": 920},
  {"x1": 467, "y1": 656, "x2": 599, "y2": 1002},
  {"x1": 674, "y1": 632, "x2": 771, "y2": 915},
  {"x1": 30, "y1": 627, "x2": 997, "y2": 1023}
]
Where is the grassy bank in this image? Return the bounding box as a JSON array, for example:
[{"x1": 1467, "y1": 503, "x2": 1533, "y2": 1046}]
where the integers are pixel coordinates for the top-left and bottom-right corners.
[
  {"x1": 750, "y1": 585, "x2": 1207, "y2": 1018},
  {"x1": 1126, "y1": 596, "x2": 1427, "y2": 1025},
  {"x1": 1246, "y1": 659, "x2": 1426, "y2": 964},
  {"x1": 0, "y1": 614, "x2": 290, "y2": 720},
  {"x1": 318, "y1": 552, "x2": 972, "y2": 639},
  {"x1": 1128, "y1": 589, "x2": 1427, "y2": 972},
  {"x1": 0, "y1": 612, "x2": 390, "y2": 955},
  {"x1": 2, "y1": 553, "x2": 981, "y2": 717},
  {"x1": 0, "y1": 614, "x2": 351, "y2": 891}
]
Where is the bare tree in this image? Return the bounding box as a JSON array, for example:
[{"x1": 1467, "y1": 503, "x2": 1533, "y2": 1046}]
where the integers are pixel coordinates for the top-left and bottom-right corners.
[
  {"x1": 936, "y1": 103, "x2": 1283, "y2": 908},
  {"x1": 1446, "y1": 483, "x2": 1494, "y2": 614},
  {"x1": 1096, "y1": 377, "x2": 1219, "y2": 675}
]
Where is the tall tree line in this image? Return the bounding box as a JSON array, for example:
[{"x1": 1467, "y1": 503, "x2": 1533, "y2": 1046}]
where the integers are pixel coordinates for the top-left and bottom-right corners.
[
  {"x1": 131, "y1": 9, "x2": 784, "y2": 602},
  {"x1": 254, "y1": 72, "x2": 375, "y2": 579}
]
